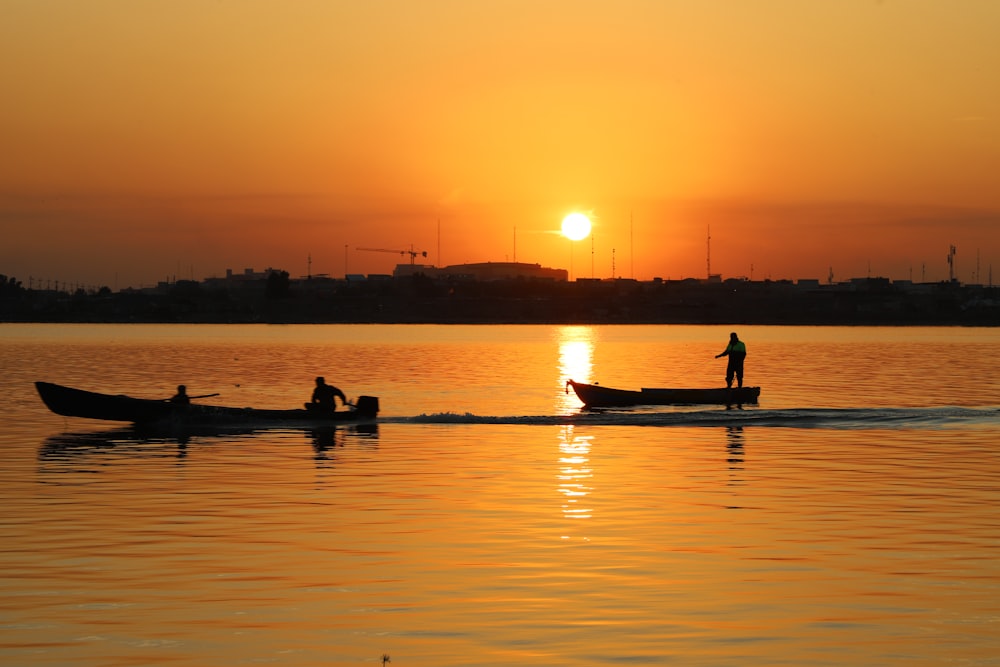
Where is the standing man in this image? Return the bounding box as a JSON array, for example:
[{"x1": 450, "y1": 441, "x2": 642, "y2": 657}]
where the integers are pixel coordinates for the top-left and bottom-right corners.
[{"x1": 715, "y1": 332, "x2": 747, "y2": 389}]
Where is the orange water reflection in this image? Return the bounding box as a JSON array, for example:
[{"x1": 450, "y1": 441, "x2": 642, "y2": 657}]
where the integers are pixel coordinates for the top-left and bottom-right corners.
[
  {"x1": 556, "y1": 325, "x2": 595, "y2": 413},
  {"x1": 556, "y1": 328, "x2": 597, "y2": 533},
  {"x1": 557, "y1": 426, "x2": 594, "y2": 532}
]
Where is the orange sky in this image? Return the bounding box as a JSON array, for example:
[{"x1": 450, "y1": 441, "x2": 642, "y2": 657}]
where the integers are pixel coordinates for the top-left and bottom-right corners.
[{"x1": 2, "y1": 1, "x2": 998, "y2": 288}]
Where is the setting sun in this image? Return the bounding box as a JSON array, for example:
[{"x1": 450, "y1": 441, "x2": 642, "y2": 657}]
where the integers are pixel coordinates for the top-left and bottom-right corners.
[
  {"x1": 561, "y1": 213, "x2": 592, "y2": 242},
  {"x1": 1, "y1": 3, "x2": 998, "y2": 287}
]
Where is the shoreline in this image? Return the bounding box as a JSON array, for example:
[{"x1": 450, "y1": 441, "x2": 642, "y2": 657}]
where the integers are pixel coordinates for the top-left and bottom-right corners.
[{"x1": 3, "y1": 277, "x2": 998, "y2": 326}]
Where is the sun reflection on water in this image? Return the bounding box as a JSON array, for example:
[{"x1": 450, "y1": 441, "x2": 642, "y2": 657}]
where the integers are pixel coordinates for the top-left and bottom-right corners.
[
  {"x1": 557, "y1": 326, "x2": 595, "y2": 413},
  {"x1": 557, "y1": 425, "x2": 594, "y2": 534},
  {"x1": 556, "y1": 328, "x2": 597, "y2": 534}
]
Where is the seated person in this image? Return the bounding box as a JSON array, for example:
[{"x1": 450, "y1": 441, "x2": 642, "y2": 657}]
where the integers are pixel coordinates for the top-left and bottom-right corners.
[
  {"x1": 307, "y1": 376, "x2": 347, "y2": 411},
  {"x1": 170, "y1": 385, "x2": 190, "y2": 405}
]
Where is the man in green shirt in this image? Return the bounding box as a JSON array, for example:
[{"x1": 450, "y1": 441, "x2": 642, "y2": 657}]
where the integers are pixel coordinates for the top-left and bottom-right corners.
[{"x1": 715, "y1": 332, "x2": 747, "y2": 389}]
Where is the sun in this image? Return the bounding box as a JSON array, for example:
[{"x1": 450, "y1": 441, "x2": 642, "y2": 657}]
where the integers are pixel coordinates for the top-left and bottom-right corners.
[{"x1": 561, "y1": 213, "x2": 592, "y2": 241}]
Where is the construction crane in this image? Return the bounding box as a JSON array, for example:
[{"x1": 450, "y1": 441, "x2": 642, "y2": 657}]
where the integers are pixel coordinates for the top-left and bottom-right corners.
[{"x1": 357, "y1": 246, "x2": 428, "y2": 265}]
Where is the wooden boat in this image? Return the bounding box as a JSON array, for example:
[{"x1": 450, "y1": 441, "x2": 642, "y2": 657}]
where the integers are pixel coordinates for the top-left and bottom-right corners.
[
  {"x1": 35, "y1": 381, "x2": 379, "y2": 427},
  {"x1": 567, "y1": 379, "x2": 760, "y2": 408}
]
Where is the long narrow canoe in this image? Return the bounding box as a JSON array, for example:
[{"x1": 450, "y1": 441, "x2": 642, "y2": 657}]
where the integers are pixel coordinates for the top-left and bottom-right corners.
[
  {"x1": 567, "y1": 379, "x2": 760, "y2": 408},
  {"x1": 35, "y1": 381, "x2": 379, "y2": 427}
]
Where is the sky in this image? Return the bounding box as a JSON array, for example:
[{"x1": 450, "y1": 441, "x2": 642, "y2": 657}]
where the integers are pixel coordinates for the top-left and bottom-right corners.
[{"x1": 2, "y1": 0, "x2": 999, "y2": 289}]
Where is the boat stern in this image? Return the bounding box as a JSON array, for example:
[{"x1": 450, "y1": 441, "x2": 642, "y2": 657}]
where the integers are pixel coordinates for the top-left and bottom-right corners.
[{"x1": 355, "y1": 395, "x2": 379, "y2": 417}]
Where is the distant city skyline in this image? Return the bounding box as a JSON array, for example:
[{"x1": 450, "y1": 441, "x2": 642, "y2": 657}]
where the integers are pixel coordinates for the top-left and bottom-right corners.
[
  {"x1": 2, "y1": 2, "x2": 998, "y2": 289},
  {"x1": 7, "y1": 226, "x2": 996, "y2": 293},
  {"x1": 16, "y1": 252, "x2": 994, "y2": 296}
]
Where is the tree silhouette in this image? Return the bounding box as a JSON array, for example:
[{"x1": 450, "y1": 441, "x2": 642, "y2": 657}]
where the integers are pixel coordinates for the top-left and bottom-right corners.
[{"x1": 266, "y1": 270, "x2": 291, "y2": 298}]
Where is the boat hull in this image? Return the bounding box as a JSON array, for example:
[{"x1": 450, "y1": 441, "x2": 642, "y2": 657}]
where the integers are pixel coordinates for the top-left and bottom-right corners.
[
  {"x1": 35, "y1": 382, "x2": 379, "y2": 427},
  {"x1": 567, "y1": 380, "x2": 760, "y2": 408}
]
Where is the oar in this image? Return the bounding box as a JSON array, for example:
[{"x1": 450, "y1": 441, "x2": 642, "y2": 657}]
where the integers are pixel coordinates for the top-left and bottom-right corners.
[{"x1": 164, "y1": 392, "x2": 219, "y2": 402}]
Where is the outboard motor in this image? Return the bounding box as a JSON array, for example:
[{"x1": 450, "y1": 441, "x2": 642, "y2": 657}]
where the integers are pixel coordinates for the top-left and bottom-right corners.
[{"x1": 355, "y1": 395, "x2": 379, "y2": 416}]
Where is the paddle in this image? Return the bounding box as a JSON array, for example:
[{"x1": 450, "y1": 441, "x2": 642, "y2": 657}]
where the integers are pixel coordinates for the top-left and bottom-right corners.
[{"x1": 163, "y1": 392, "x2": 219, "y2": 402}]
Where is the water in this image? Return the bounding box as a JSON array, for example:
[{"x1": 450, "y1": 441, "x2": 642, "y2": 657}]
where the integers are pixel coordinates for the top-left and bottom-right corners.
[{"x1": 1, "y1": 324, "x2": 998, "y2": 666}]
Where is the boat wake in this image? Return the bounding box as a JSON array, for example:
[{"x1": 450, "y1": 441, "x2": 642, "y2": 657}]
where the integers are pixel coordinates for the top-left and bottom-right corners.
[{"x1": 385, "y1": 406, "x2": 999, "y2": 429}]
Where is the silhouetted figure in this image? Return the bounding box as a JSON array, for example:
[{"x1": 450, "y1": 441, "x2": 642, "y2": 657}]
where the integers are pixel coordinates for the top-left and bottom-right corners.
[
  {"x1": 169, "y1": 385, "x2": 190, "y2": 405},
  {"x1": 715, "y1": 332, "x2": 747, "y2": 389},
  {"x1": 307, "y1": 376, "x2": 347, "y2": 412}
]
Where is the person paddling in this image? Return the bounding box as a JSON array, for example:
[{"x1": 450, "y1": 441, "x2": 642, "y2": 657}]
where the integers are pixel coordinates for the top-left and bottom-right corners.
[
  {"x1": 169, "y1": 385, "x2": 191, "y2": 405},
  {"x1": 307, "y1": 376, "x2": 348, "y2": 412}
]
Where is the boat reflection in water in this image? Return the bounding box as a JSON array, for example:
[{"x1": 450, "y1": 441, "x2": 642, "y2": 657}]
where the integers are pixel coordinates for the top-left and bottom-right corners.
[
  {"x1": 38, "y1": 422, "x2": 379, "y2": 470},
  {"x1": 311, "y1": 422, "x2": 379, "y2": 462}
]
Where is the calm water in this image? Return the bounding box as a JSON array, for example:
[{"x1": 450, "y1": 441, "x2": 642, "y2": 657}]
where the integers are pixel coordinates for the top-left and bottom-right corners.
[{"x1": 1, "y1": 324, "x2": 998, "y2": 666}]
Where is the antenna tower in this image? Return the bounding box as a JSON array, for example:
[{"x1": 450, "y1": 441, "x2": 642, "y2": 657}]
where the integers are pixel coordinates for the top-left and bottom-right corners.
[
  {"x1": 947, "y1": 245, "x2": 956, "y2": 282},
  {"x1": 706, "y1": 225, "x2": 711, "y2": 279},
  {"x1": 630, "y1": 212, "x2": 634, "y2": 279},
  {"x1": 590, "y1": 234, "x2": 592, "y2": 278}
]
